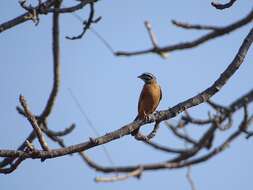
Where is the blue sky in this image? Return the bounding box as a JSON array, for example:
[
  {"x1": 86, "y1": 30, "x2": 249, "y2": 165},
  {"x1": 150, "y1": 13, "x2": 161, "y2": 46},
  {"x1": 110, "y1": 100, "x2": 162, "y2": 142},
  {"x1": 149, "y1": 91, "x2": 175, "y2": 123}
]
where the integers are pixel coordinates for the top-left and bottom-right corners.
[{"x1": 1, "y1": 1, "x2": 253, "y2": 189}]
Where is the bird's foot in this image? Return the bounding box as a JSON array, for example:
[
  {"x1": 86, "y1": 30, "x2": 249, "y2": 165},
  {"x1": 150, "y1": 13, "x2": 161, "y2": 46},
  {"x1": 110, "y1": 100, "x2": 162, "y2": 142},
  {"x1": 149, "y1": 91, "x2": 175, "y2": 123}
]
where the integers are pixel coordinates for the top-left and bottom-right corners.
[{"x1": 143, "y1": 114, "x2": 151, "y2": 122}]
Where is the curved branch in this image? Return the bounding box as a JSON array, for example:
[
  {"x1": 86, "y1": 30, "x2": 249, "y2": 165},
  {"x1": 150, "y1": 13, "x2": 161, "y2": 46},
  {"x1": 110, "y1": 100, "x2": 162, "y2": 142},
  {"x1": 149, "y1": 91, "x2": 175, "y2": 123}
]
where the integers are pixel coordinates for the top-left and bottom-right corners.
[
  {"x1": 40, "y1": 0, "x2": 61, "y2": 119},
  {"x1": 143, "y1": 140, "x2": 186, "y2": 154},
  {"x1": 211, "y1": 0, "x2": 237, "y2": 10},
  {"x1": 116, "y1": 8, "x2": 253, "y2": 57},
  {"x1": 171, "y1": 20, "x2": 222, "y2": 31},
  {"x1": 47, "y1": 0, "x2": 97, "y2": 13}
]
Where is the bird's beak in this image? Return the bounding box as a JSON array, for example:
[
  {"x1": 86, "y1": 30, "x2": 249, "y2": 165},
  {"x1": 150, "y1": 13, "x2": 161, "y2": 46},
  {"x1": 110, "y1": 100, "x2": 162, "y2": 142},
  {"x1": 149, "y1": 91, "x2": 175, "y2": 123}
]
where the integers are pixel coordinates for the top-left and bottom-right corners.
[{"x1": 137, "y1": 75, "x2": 142, "y2": 79}]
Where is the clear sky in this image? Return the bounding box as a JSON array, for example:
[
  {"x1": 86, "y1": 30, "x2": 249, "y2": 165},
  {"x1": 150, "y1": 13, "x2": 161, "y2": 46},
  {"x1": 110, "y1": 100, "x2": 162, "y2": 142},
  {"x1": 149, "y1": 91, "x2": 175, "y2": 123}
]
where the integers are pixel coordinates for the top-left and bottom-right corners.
[{"x1": 1, "y1": 1, "x2": 253, "y2": 189}]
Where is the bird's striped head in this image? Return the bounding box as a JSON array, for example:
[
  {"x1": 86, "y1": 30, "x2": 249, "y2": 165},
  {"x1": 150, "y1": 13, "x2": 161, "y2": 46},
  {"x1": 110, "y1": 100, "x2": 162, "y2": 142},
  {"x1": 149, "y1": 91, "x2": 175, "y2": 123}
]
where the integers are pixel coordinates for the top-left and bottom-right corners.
[{"x1": 138, "y1": 72, "x2": 157, "y2": 84}]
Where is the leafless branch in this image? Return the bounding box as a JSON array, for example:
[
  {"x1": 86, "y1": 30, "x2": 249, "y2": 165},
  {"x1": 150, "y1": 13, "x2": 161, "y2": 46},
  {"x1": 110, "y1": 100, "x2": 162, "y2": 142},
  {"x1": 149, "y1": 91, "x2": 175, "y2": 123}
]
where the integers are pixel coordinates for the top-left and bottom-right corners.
[
  {"x1": 146, "y1": 122, "x2": 161, "y2": 139},
  {"x1": 39, "y1": 0, "x2": 61, "y2": 119},
  {"x1": 172, "y1": 20, "x2": 222, "y2": 30},
  {"x1": 0, "y1": 0, "x2": 96, "y2": 33},
  {"x1": 143, "y1": 140, "x2": 186, "y2": 154},
  {"x1": 0, "y1": 157, "x2": 25, "y2": 174},
  {"x1": 144, "y1": 21, "x2": 159, "y2": 47},
  {"x1": 211, "y1": 0, "x2": 237, "y2": 10},
  {"x1": 46, "y1": 0, "x2": 98, "y2": 13},
  {"x1": 95, "y1": 167, "x2": 143, "y2": 183},
  {"x1": 182, "y1": 110, "x2": 212, "y2": 125},
  {"x1": 207, "y1": 100, "x2": 231, "y2": 114},
  {"x1": 0, "y1": 0, "x2": 62, "y2": 169},
  {"x1": 43, "y1": 123, "x2": 75, "y2": 137},
  {"x1": 66, "y1": 3, "x2": 101, "y2": 40},
  {"x1": 115, "y1": 8, "x2": 253, "y2": 57},
  {"x1": 0, "y1": 0, "x2": 54, "y2": 33},
  {"x1": 165, "y1": 122, "x2": 198, "y2": 146},
  {"x1": 19, "y1": 95, "x2": 50, "y2": 151}
]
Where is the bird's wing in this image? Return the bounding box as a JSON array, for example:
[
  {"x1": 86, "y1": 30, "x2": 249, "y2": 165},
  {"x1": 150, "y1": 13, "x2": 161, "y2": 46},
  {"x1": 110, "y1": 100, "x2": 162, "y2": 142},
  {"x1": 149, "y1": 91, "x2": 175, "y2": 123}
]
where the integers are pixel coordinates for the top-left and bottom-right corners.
[{"x1": 138, "y1": 87, "x2": 145, "y2": 114}]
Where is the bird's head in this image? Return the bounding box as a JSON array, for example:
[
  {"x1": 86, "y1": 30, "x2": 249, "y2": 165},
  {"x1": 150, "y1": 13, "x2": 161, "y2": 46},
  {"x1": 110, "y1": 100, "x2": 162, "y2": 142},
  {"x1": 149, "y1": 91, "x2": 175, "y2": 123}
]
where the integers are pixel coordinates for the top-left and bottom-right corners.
[{"x1": 138, "y1": 72, "x2": 157, "y2": 84}]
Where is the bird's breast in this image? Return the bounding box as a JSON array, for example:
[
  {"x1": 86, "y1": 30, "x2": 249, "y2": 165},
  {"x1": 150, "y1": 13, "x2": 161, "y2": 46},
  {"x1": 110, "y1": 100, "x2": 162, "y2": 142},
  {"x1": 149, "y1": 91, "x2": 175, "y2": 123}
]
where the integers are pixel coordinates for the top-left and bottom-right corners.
[{"x1": 138, "y1": 83, "x2": 161, "y2": 118}]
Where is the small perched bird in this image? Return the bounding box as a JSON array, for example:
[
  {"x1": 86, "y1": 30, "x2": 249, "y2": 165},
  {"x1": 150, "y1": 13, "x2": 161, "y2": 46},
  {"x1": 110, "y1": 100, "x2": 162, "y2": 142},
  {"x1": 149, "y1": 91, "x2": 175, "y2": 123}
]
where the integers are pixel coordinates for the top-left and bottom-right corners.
[{"x1": 132, "y1": 72, "x2": 162, "y2": 135}]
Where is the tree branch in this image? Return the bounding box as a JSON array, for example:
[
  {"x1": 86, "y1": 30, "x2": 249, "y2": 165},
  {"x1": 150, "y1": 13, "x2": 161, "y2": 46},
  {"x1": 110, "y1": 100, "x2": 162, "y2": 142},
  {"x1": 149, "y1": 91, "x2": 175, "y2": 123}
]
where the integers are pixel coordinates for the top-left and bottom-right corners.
[
  {"x1": 211, "y1": 0, "x2": 237, "y2": 10},
  {"x1": 0, "y1": 0, "x2": 55, "y2": 33},
  {"x1": 115, "y1": 8, "x2": 253, "y2": 57},
  {"x1": 39, "y1": 0, "x2": 61, "y2": 119},
  {"x1": 19, "y1": 95, "x2": 50, "y2": 151},
  {"x1": 172, "y1": 20, "x2": 222, "y2": 30}
]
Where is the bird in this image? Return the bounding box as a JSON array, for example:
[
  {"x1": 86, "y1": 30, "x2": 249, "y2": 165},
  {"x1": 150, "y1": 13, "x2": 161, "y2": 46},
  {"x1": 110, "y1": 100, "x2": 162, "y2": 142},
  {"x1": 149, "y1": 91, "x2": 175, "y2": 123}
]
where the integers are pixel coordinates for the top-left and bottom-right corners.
[{"x1": 131, "y1": 72, "x2": 162, "y2": 136}]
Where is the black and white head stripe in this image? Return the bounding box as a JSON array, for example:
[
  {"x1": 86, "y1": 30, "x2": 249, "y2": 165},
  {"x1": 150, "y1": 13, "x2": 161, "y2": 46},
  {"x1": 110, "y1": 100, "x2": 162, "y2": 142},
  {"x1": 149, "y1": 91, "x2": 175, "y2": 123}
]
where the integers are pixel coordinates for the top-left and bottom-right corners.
[{"x1": 138, "y1": 72, "x2": 156, "y2": 81}]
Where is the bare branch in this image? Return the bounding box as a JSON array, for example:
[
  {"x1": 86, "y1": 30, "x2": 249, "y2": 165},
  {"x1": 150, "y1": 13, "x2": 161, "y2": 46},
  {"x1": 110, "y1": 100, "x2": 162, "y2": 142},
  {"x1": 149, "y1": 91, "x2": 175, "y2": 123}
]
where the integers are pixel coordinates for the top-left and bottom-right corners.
[
  {"x1": 207, "y1": 99, "x2": 231, "y2": 114},
  {"x1": 230, "y1": 89, "x2": 253, "y2": 112},
  {"x1": 186, "y1": 166, "x2": 197, "y2": 190},
  {"x1": 0, "y1": 0, "x2": 55, "y2": 33},
  {"x1": 0, "y1": 157, "x2": 25, "y2": 174},
  {"x1": 0, "y1": 0, "x2": 97, "y2": 33},
  {"x1": 172, "y1": 20, "x2": 222, "y2": 30},
  {"x1": 211, "y1": 0, "x2": 237, "y2": 10},
  {"x1": 115, "y1": 8, "x2": 253, "y2": 57},
  {"x1": 182, "y1": 110, "x2": 212, "y2": 125},
  {"x1": 47, "y1": 0, "x2": 98, "y2": 13},
  {"x1": 165, "y1": 122, "x2": 198, "y2": 146},
  {"x1": 43, "y1": 123, "x2": 76, "y2": 137},
  {"x1": 143, "y1": 140, "x2": 186, "y2": 154},
  {"x1": 40, "y1": 0, "x2": 61, "y2": 119},
  {"x1": 0, "y1": 131, "x2": 36, "y2": 168},
  {"x1": 0, "y1": 0, "x2": 63, "y2": 168},
  {"x1": 144, "y1": 21, "x2": 159, "y2": 48},
  {"x1": 19, "y1": 95, "x2": 50, "y2": 151},
  {"x1": 66, "y1": 3, "x2": 101, "y2": 40},
  {"x1": 95, "y1": 167, "x2": 143, "y2": 183},
  {"x1": 146, "y1": 122, "x2": 160, "y2": 139}
]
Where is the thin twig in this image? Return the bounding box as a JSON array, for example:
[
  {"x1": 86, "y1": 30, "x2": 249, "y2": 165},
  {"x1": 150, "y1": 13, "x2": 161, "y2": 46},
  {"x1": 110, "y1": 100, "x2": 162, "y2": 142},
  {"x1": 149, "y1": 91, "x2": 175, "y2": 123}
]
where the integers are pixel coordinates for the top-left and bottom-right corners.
[
  {"x1": 19, "y1": 95, "x2": 50, "y2": 151},
  {"x1": 147, "y1": 122, "x2": 161, "y2": 139},
  {"x1": 211, "y1": 0, "x2": 237, "y2": 10},
  {"x1": 172, "y1": 20, "x2": 222, "y2": 30},
  {"x1": 145, "y1": 21, "x2": 159, "y2": 48},
  {"x1": 165, "y1": 121, "x2": 198, "y2": 146},
  {"x1": 95, "y1": 167, "x2": 143, "y2": 183},
  {"x1": 66, "y1": 3, "x2": 101, "y2": 40}
]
